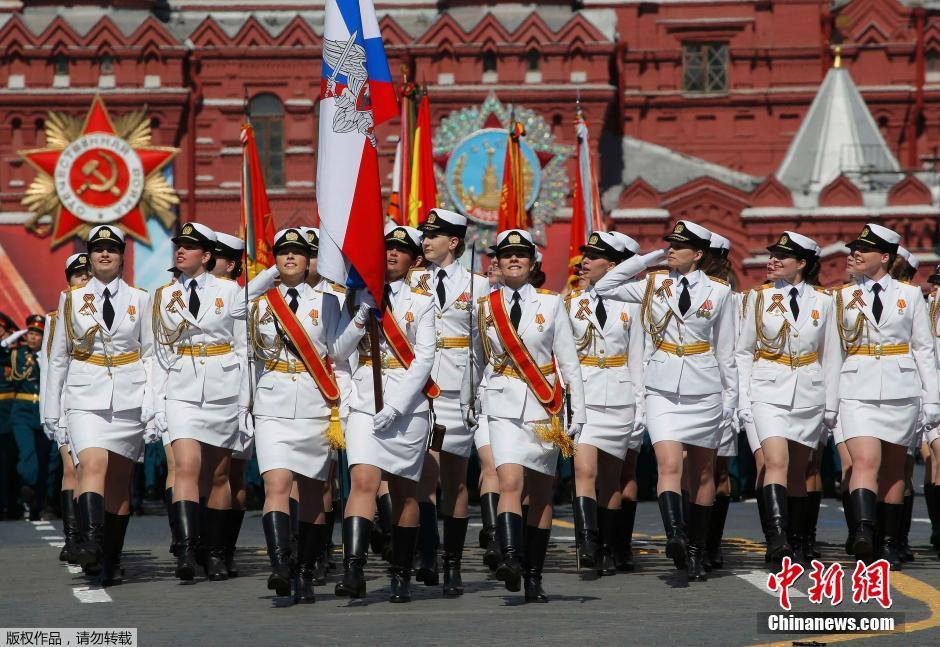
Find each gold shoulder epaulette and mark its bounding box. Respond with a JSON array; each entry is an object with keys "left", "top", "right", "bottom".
[
  {"left": 898, "top": 279, "right": 912, "bottom": 285},
  {"left": 536, "top": 288, "right": 557, "bottom": 295},
  {"left": 68, "top": 285, "right": 83, "bottom": 292},
  {"left": 216, "top": 277, "right": 233, "bottom": 283},
  {"left": 813, "top": 286, "right": 830, "bottom": 294},
  {"left": 837, "top": 282, "right": 855, "bottom": 290},
  {"left": 477, "top": 295, "right": 490, "bottom": 304},
  {"left": 708, "top": 275, "right": 730, "bottom": 286},
  {"left": 48, "top": 310, "right": 58, "bottom": 318},
  {"left": 130, "top": 285, "right": 148, "bottom": 292},
  {"left": 411, "top": 287, "right": 431, "bottom": 296},
  {"left": 649, "top": 269, "right": 668, "bottom": 276},
  {"left": 330, "top": 282, "right": 347, "bottom": 293},
  {"left": 566, "top": 289, "right": 583, "bottom": 300}
]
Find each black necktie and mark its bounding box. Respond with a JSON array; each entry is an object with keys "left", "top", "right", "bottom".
[
  {"left": 436, "top": 269, "right": 447, "bottom": 308},
  {"left": 188, "top": 279, "right": 200, "bottom": 318},
  {"left": 383, "top": 284, "right": 393, "bottom": 313},
  {"left": 872, "top": 283, "right": 883, "bottom": 323},
  {"left": 510, "top": 291, "right": 522, "bottom": 330},
  {"left": 678, "top": 277, "right": 691, "bottom": 315},
  {"left": 102, "top": 287, "right": 115, "bottom": 329},
  {"left": 286, "top": 287, "right": 299, "bottom": 314},
  {"left": 596, "top": 295, "right": 607, "bottom": 328},
  {"left": 789, "top": 287, "right": 800, "bottom": 321}
]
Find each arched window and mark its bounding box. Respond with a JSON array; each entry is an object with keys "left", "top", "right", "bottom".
[
  {"left": 250, "top": 94, "right": 285, "bottom": 188},
  {"left": 526, "top": 49, "right": 540, "bottom": 72},
  {"left": 482, "top": 51, "right": 498, "bottom": 83},
  {"left": 54, "top": 54, "right": 68, "bottom": 76},
  {"left": 101, "top": 54, "right": 114, "bottom": 75}
]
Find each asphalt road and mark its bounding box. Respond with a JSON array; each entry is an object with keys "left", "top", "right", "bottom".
[{"left": 1, "top": 491, "right": 938, "bottom": 647}]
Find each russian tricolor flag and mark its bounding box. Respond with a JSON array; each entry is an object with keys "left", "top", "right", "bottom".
[{"left": 317, "top": 0, "right": 397, "bottom": 305}]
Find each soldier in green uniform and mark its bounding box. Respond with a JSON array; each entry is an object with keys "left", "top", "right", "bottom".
[
  {"left": 10, "top": 315, "right": 50, "bottom": 520},
  {"left": 0, "top": 312, "right": 19, "bottom": 519}
]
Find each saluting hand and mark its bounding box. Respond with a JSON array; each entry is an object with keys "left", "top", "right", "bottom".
[{"left": 373, "top": 404, "right": 400, "bottom": 431}]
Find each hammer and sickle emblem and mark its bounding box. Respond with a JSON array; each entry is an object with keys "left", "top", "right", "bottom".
[{"left": 76, "top": 152, "right": 121, "bottom": 197}]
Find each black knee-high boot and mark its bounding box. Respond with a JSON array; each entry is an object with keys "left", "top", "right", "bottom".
[
  {"left": 310, "top": 522, "right": 330, "bottom": 586},
  {"left": 99, "top": 512, "right": 129, "bottom": 587},
  {"left": 224, "top": 508, "right": 245, "bottom": 577},
  {"left": 319, "top": 506, "right": 337, "bottom": 575},
  {"left": 295, "top": 521, "right": 324, "bottom": 604},
  {"left": 842, "top": 489, "right": 856, "bottom": 555},
  {"left": 262, "top": 511, "right": 292, "bottom": 596},
  {"left": 442, "top": 516, "right": 469, "bottom": 597},
  {"left": 196, "top": 497, "right": 207, "bottom": 569},
  {"left": 75, "top": 492, "right": 105, "bottom": 572},
  {"left": 479, "top": 493, "right": 501, "bottom": 569},
  {"left": 415, "top": 501, "right": 439, "bottom": 585},
  {"left": 756, "top": 491, "right": 771, "bottom": 551},
  {"left": 658, "top": 491, "right": 687, "bottom": 569},
  {"left": 389, "top": 524, "right": 419, "bottom": 603},
  {"left": 880, "top": 503, "right": 904, "bottom": 570},
  {"left": 762, "top": 485, "right": 791, "bottom": 565},
  {"left": 335, "top": 516, "right": 370, "bottom": 598},
  {"left": 687, "top": 504, "right": 711, "bottom": 582},
  {"left": 787, "top": 497, "right": 807, "bottom": 565},
  {"left": 173, "top": 500, "right": 200, "bottom": 581},
  {"left": 573, "top": 496, "right": 599, "bottom": 568},
  {"left": 616, "top": 500, "right": 637, "bottom": 571},
  {"left": 850, "top": 488, "right": 877, "bottom": 560},
  {"left": 596, "top": 508, "right": 617, "bottom": 576},
  {"left": 523, "top": 527, "right": 551, "bottom": 603},
  {"left": 288, "top": 497, "right": 299, "bottom": 568},
  {"left": 203, "top": 508, "right": 229, "bottom": 581},
  {"left": 164, "top": 488, "right": 178, "bottom": 557},
  {"left": 925, "top": 483, "right": 939, "bottom": 549},
  {"left": 804, "top": 491, "right": 822, "bottom": 559},
  {"left": 706, "top": 494, "right": 730, "bottom": 570},
  {"left": 371, "top": 493, "right": 392, "bottom": 560},
  {"left": 899, "top": 493, "right": 914, "bottom": 563},
  {"left": 495, "top": 512, "right": 524, "bottom": 592},
  {"left": 59, "top": 490, "right": 77, "bottom": 563}
]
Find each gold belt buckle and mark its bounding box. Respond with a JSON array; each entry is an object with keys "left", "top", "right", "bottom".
[
  {"left": 104, "top": 355, "right": 114, "bottom": 368},
  {"left": 675, "top": 345, "right": 685, "bottom": 357},
  {"left": 381, "top": 355, "right": 390, "bottom": 370},
  {"left": 874, "top": 344, "right": 882, "bottom": 359},
  {"left": 196, "top": 343, "right": 207, "bottom": 357},
  {"left": 436, "top": 338, "right": 444, "bottom": 350},
  {"left": 288, "top": 360, "right": 297, "bottom": 374},
  {"left": 597, "top": 356, "right": 606, "bottom": 368},
  {"left": 790, "top": 356, "right": 798, "bottom": 369}
]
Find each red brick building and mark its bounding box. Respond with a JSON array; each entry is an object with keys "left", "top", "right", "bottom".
[{"left": 1, "top": 0, "right": 939, "bottom": 320}]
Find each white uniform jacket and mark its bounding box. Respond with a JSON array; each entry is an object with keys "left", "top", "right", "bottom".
[
  {"left": 565, "top": 285, "right": 644, "bottom": 409},
  {"left": 327, "top": 279, "right": 436, "bottom": 417},
  {"left": 930, "top": 292, "right": 940, "bottom": 373},
  {"left": 595, "top": 259, "right": 738, "bottom": 407},
  {"left": 409, "top": 263, "right": 490, "bottom": 392},
  {"left": 249, "top": 283, "right": 334, "bottom": 419},
  {"left": 466, "top": 284, "right": 587, "bottom": 425},
  {"left": 736, "top": 281, "right": 840, "bottom": 412},
  {"left": 151, "top": 272, "right": 247, "bottom": 410},
  {"left": 43, "top": 277, "right": 154, "bottom": 419},
  {"left": 832, "top": 275, "right": 939, "bottom": 403}
]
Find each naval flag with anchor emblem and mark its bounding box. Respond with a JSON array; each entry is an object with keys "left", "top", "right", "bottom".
[{"left": 317, "top": 0, "right": 398, "bottom": 306}]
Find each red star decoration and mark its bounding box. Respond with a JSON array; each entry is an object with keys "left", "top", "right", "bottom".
[{"left": 20, "top": 96, "right": 178, "bottom": 246}]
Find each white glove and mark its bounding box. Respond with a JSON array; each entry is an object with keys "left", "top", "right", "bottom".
[
  {"left": 42, "top": 419, "right": 57, "bottom": 441},
  {"left": 722, "top": 405, "right": 735, "bottom": 423},
  {"left": 144, "top": 426, "right": 161, "bottom": 444},
  {"left": 54, "top": 426, "right": 68, "bottom": 446},
  {"left": 354, "top": 303, "right": 372, "bottom": 326},
  {"left": 737, "top": 408, "right": 754, "bottom": 425},
  {"left": 633, "top": 411, "right": 647, "bottom": 436},
  {"left": 0, "top": 329, "right": 27, "bottom": 348},
  {"left": 823, "top": 409, "right": 838, "bottom": 429},
  {"left": 358, "top": 290, "right": 378, "bottom": 310},
  {"left": 641, "top": 249, "right": 667, "bottom": 268},
  {"left": 567, "top": 422, "right": 583, "bottom": 440},
  {"left": 154, "top": 412, "right": 168, "bottom": 434},
  {"left": 140, "top": 407, "right": 155, "bottom": 425},
  {"left": 924, "top": 403, "right": 940, "bottom": 429},
  {"left": 238, "top": 406, "right": 254, "bottom": 437},
  {"left": 373, "top": 404, "right": 400, "bottom": 431},
  {"left": 462, "top": 402, "right": 479, "bottom": 431}
]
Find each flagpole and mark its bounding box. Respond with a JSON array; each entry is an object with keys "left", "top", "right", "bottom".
[{"left": 241, "top": 87, "right": 256, "bottom": 436}]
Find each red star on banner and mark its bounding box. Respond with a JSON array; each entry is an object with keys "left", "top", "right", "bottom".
[{"left": 20, "top": 96, "right": 178, "bottom": 246}]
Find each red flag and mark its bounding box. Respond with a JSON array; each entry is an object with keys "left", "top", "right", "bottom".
[
  {"left": 241, "top": 123, "right": 275, "bottom": 280},
  {"left": 568, "top": 151, "right": 587, "bottom": 289},
  {"left": 407, "top": 94, "right": 437, "bottom": 227},
  {"left": 497, "top": 120, "right": 529, "bottom": 231}
]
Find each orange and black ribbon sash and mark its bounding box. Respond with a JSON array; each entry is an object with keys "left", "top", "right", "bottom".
[
  {"left": 488, "top": 291, "right": 563, "bottom": 416},
  {"left": 381, "top": 306, "right": 441, "bottom": 399},
  {"left": 265, "top": 288, "right": 340, "bottom": 405}
]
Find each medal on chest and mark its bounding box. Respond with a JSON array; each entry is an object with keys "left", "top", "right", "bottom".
[
  {"left": 309, "top": 309, "right": 319, "bottom": 326},
  {"left": 214, "top": 297, "right": 224, "bottom": 315},
  {"left": 897, "top": 299, "right": 906, "bottom": 315},
  {"left": 846, "top": 290, "right": 865, "bottom": 310},
  {"left": 404, "top": 311, "right": 414, "bottom": 330},
  {"left": 127, "top": 305, "right": 136, "bottom": 322},
  {"left": 766, "top": 293, "right": 786, "bottom": 316},
  {"left": 167, "top": 290, "right": 185, "bottom": 313},
  {"left": 811, "top": 309, "right": 820, "bottom": 327},
  {"left": 696, "top": 299, "right": 713, "bottom": 319},
  {"left": 79, "top": 294, "right": 97, "bottom": 316},
  {"left": 621, "top": 311, "right": 629, "bottom": 328},
  {"left": 456, "top": 292, "right": 472, "bottom": 311},
  {"left": 656, "top": 279, "right": 673, "bottom": 301},
  {"left": 535, "top": 313, "right": 545, "bottom": 332},
  {"left": 575, "top": 299, "right": 592, "bottom": 320}
]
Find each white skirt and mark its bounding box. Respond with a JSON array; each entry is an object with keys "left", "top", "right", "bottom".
[
  {"left": 839, "top": 398, "right": 919, "bottom": 447},
  {"left": 435, "top": 392, "right": 473, "bottom": 458},
  {"left": 167, "top": 396, "right": 239, "bottom": 450},
  {"left": 255, "top": 416, "right": 332, "bottom": 481},
  {"left": 474, "top": 415, "right": 491, "bottom": 450},
  {"left": 717, "top": 417, "right": 738, "bottom": 457},
  {"left": 926, "top": 425, "right": 940, "bottom": 445},
  {"left": 646, "top": 388, "right": 723, "bottom": 449},
  {"left": 489, "top": 417, "right": 559, "bottom": 477},
  {"left": 578, "top": 404, "right": 635, "bottom": 461},
  {"left": 67, "top": 408, "right": 144, "bottom": 462},
  {"left": 232, "top": 435, "right": 253, "bottom": 462},
  {"left": 346, "top": 410, "right": 428, "bottom": 481},
  {"left": 754, "top": 402, "right": 825, "bottom": 449}
]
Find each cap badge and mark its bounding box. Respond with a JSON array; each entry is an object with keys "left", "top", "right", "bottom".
[
  {"left": 286, "top": 231, "right": 299, "bottom": 241},
  {"left": 182, "top": 225, "right": 193, "bottom": 236},
  {"left": 589, "top": 233, "right": 599, "bottom": 245},
  {"left": 674, "top": 223, "right": 685, "bottom": 234},
  {"left": 306, "top": 232, "right": 315, "bottom": 243},
  {"left": 428, "top": 213, "right": 437, "bottom": 223},
  {"left": 861, "top": 226, "right": 870, "bottom": 238},
  {"left": 393, "top": 228, "right": 406, "bottom": 240},
  {"left": 99, "top": 228, "right": 111, "bottom": 238},
  {"left": 779, "top": 234, "right": 789, "bottom": 245},
  {"left": 508, "top": 233, "right": 521, "bottom": 244},
  {"left": 78, "top": 255, "right": 87, "bottom": 264}
]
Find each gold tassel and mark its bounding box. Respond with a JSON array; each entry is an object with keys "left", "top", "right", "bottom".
[
  {"left": 324, "top": 405, "right": 345, "bottom": 450},
  {"left": 533, "top": 415, "right": 576, "bottom": 458}
]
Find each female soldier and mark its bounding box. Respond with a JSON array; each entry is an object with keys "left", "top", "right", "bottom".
[
  {"left": 151, "top": 222, "right": 248, "bottom": 582},
  {"left": 43, "top": 226, "right": 155, "bottom": 585},
  {"left": 326, "top": 224, "right": 436, "bottom": 602},
  {"left": 249, "top": 228, "right": 335, "bottom": 603},
  {"left": 568, "top": 231, "right": 644, "bottom": 575},
  {"left": 463, "top": 229, "right": 586, "bottom": 601},
  {"left": 831, "top": 254, "right": 858, "bottom": 554},
  {"left": 835, "top": 224, "right": 940, "bottom": 569},
  {"left": 39, "top": 253, "right": 91, "bottom": 563},
  {"left": 736, "top": 232, "right": 838, "bottom": 566},
  {"left": 595, "top": 220, "right": 738, "bottom": 582},
  {"left": 926, "top": 265, "right": 940, "bottom": 556}
]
